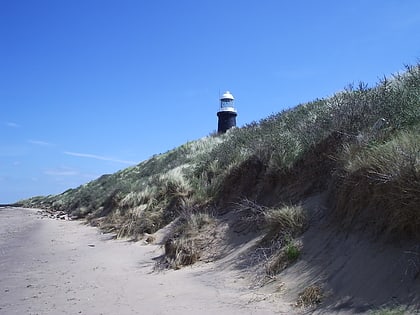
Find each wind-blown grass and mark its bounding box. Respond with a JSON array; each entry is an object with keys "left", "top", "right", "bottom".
[{"left": 331, "top": 128, "right": 420, "bottom": 238}]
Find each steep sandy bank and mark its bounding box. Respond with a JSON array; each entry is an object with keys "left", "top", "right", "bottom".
[
  {"left": 258, "top": 195, "right": 420, "bottom": 314},
  {"left": 151, "top": 194, "right": 420, "bottom": 314}
]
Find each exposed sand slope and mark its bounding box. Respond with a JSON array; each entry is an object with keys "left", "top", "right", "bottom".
[
  {"left": 0, "top": 207, "right": 290, "bottom": 315},
  {"left": 268, "top": 195, "right": 420, "bottom": 314},
  {"left": 157, "top": 194, "right": 419, "bottom": 314}
]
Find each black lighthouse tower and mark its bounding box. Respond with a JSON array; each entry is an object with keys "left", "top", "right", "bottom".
[{"left": 217, "top": 91, "right": 237, "bottom": 133}]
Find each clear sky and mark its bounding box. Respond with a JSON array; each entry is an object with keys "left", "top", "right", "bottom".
[{"left": 1, "top": 0, "right": 419, "bottom": 203}]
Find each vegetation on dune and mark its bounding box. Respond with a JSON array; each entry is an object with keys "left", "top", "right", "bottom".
[
  {"left": 23, "top": 136, "right": 223, "bottom": 237},
  {"left": 231, "top": 199, "right": 307, "bottom": 278},
  {"left": 332, "top": 127, "right": 420, "bottom": 238},
  {"left": 21, "top": 63, "right": 420, "bottom": 270},
  {"left": 296, "top": 284, "right": 324, "bottom": 308},
  {"left": 162, "top": 210, "right": 216, "bottom": 269}
]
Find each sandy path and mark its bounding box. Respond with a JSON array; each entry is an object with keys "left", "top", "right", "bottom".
[{"left": 0, "top": 208, "right": 286, "bottom": 315}]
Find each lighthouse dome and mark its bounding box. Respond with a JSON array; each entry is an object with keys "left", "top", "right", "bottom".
[{"left": 220, "top": 91, "right": 234, "bottom": 101}]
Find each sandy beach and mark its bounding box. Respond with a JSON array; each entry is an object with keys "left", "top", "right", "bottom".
[{"left": 0, "top": 207, "right": 287, "bottom": 315}]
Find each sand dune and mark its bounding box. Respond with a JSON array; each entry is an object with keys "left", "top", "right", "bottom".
[{"left": 1, "top": 206, "right": 419, "bottom": 315}]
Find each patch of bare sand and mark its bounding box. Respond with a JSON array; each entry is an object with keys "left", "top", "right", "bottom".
[{"left": 0, "top": 207, "right": 290, "bottom": 315}]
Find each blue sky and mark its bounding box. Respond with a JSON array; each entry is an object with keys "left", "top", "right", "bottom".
[{"left": 1, "top": 1, "right": 419, "bottom": 203}]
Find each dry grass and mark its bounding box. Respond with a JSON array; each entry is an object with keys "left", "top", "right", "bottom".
[
  {"left": 233, "top": 198, "right": 268, "bottom": 230},
  {"left": 263, "top": 204, "right": 307, "bottom": 238},
  {"left": 117, "top": 210, "right": 160, "bottom": 239},
  {"left": 164, "top": 238, "right": 201, "bottom": 269},
  {"left": 296, "top": 284, "right": 323, "bottom": 308},
  {"left": 331, "top": 129, "right": 420, "bottom": 238},
  {"left": 162, "top": 211, "right": 216, "bottom": 269},
  {"left": 236, "top": 202, "right": 307, "bottom": 280}
]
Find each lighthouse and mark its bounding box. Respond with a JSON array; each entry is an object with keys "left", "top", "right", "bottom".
[{"left": 217, "top": 91, "right": 237, "bottom": 133}]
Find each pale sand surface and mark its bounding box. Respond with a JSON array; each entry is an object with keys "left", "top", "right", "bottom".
[{"left": 0, "top": 207, "right": 288, "bottom": 315}]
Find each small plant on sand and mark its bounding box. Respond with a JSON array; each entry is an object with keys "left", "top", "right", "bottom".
[
  {"left": 240, "top": 202, "right": 306, "bottom": 278},
  {"left": 296, "top": 284, "right": 323, "bottom": 308},
  {"left": 284, "top": 240, "right": 300, "bottom": 261},
  {"left": 265, "top": 238, "right": 302, "bottom": 276}
]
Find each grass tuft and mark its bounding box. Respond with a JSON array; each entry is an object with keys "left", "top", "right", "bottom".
[
  {"left": 237, "top": 202, "right": 307, "bottom": 277},
  {"left": 296, "top": 285, "right": 323, "bottom": 308},
  {"left": 164, "top": 238, "right": 200, "bottom": 269},
  {"left": 263, "top": 204, "right": 307, "bottom": 238}
]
